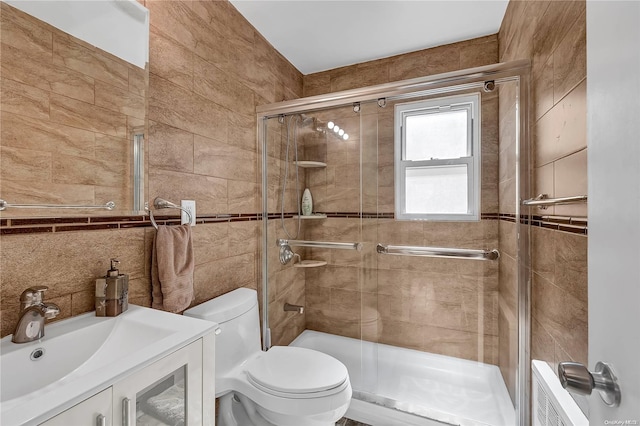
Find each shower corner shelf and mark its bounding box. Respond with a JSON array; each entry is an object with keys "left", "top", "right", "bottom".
[
  {"left": 294, "top": 161, "right": 327, "bottom": 168},
  {"left": 293, "top": 214, "right": 327, "bottom": 220},
  {"left": 294, "top": 260, "right": 328, "bottom": 268}
]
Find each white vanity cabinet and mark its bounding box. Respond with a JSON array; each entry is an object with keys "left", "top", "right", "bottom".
[
  {"left": 113, "top": 337, "right": 213, "bottom": 426},
  {"left": 38, "top": 334, "right": 215, "bottom": 426},
  {"left": 40, "top": 388, "right": 113, "bottom": 426}
]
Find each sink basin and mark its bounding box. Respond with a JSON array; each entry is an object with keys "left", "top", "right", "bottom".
[{"left": 0, "top": 305, "right": 217, "bottom": 425}]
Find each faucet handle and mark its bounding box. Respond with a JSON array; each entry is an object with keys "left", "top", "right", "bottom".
[{"left": 20, "top": 286, "right": 49, "bottom": 307}]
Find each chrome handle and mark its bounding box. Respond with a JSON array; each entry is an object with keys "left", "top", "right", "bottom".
[
  {"left": 558, "top": 361, "right": 621, "bottom": 407},
  {"left": 19, "top": 286, "right": 48, "bottom": 309},
  {"left": 96, "top": 414, "right": 106, "bottom": 426},
  {"left": 284, "top": 303, "right": 304, "bottom": 314},
  {"left": 122, "top": 398, "right": 131, "bottom": 426}
]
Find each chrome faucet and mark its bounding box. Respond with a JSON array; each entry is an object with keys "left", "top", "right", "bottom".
[{"left": 12, "top": 286, "right": 60, "bottom": 343}]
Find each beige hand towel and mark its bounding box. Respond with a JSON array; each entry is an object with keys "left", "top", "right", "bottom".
[{"left": 151, "top": 224, "right": 195, "bottom": 313}]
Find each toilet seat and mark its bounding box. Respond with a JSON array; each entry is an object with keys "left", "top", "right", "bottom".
[{"left": 245, "top": 346, "right": 349, "bottom": 399}]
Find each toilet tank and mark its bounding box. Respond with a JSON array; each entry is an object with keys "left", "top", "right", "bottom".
[{"left": 184, "top": 288, "right": 261, "bottom": 378}]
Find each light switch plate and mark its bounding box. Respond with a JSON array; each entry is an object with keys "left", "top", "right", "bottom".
[{"left": 181, "top": 200, "right": 196, "bottom": 226}]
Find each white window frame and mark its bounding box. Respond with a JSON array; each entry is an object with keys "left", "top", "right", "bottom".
[{"left": 394, "top": 93, "right": 481, "bottom": 221}]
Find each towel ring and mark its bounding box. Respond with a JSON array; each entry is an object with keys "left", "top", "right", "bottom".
[{"left": 147, "top": 197, "right": 193, "bottom": 230}]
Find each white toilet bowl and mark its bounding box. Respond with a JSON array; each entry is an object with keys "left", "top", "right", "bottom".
[{"left": 184, "top": 288, "right": 352, "bottom": 426}]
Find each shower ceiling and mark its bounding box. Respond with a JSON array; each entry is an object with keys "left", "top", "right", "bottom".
[{"left": 229, "top": 0, "right": 509, "bottom": 74}]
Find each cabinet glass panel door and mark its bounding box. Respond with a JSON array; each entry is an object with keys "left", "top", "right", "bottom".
[
  {"left": 112, "top": 340, "right": 203, "bottom": 426},
  {"left": 135, "top": 366, "right": 186, "bottom": 425}
]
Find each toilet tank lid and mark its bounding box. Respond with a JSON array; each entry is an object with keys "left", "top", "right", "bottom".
[{"left": 184, "top": 288, "right": 257, "bottom": 324}]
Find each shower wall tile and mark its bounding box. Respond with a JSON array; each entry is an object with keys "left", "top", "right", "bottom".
[
  {"left": 302, "top": 217, "right": 500, "bottom": 364},
  {"left": 303, "top": 34, "right": 497, "bottom": 96},
  {"left": 460, "top": 36, "right": 499, "bottom": 69},
  {"left": 552, "top": 11, "right": 586, "bottom": 102},
  {"left": 499, "top": 0, "right": 588, "bottom": 383},
  {"left": 554, "top": 148, "right": 588, "bottom": 217},
  {"left": 534, "top": 80, "right": 587, "bottom": 167}
]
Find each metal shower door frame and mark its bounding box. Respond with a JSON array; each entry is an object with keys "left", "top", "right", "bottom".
[{"left": 256, "top": 59, "right": 532, "bottom": 426}]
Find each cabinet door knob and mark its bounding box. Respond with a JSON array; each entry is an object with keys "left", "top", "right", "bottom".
[
  {"left": 96, "top": 414, "right": 106, "bottom": 426},
  {"left": 558, "top": 361, "right": 621, "bottom": 406},
  {"left": 122, "top": 398, "right": 131, "bottom": 426}
]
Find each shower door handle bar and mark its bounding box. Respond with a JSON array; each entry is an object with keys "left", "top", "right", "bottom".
[
  {"left": 522, "top": 194, "right": 587, "bottom": 208},
  {"left": 376, "top": 244, "right": 499, "bottom": 261},
  {"left": 277, "top": 238, "right": 362, "bottom": 251}
]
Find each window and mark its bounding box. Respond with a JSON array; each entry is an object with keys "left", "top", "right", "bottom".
[{"left": 394, "top": 93, "right": 480, "bottom": 220}]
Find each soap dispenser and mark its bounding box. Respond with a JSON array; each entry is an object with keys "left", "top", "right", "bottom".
[{"left": 95, "top": 258, "right": 129, "bottom": 317}]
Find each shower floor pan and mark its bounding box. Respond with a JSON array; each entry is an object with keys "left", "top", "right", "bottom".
[{"left": 290, "top": 330, "right": 514, "bottom": 426}]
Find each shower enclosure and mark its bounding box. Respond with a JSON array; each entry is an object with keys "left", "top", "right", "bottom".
[{"left": 257, "top": 61, "right": 531, "bottom": 426}]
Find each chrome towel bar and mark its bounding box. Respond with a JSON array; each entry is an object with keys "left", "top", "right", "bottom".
[
  {"left": 0, "top": 199, "right": 115, "bottom": 211},
  {"left": 376, "top": 244, "right": 499, "bottom": 261},
  {"left": 276, "top": 239, "right": 362, "bottom": 251},
  {"left": 522, "top": 194, "right": 587, "bottom": 209}
]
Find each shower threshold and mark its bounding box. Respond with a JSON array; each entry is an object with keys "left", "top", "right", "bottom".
[{"left": 290, "top": 330, "right": 514, "bottom": 426}]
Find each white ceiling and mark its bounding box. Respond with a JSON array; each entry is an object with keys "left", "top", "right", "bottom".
[{"left": 229, "top": 0, "right": 509, "bottom": 75}]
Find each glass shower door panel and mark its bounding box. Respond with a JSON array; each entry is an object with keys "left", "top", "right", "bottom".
[{"left": 359, "top": 100, "right": 381, "bottom": 398}]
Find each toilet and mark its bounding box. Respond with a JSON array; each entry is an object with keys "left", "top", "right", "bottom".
[{"left": 184, "top": 288, "right": 352, "bottom": 426}]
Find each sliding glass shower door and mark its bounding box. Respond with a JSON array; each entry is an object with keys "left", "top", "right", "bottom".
[{"left": 259, "top": 62, "right": 530, "bottom": 426}]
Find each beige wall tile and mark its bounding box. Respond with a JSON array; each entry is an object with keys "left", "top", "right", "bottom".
[
  {"left": 149, "top": 73, "right": 228, "bottom": 142},
  {"left": 0, "top": 180, "right": 95, "bottom": 206},
  {"left": 193, "top": 56, "right": 254, "bottom": 115},
  {"left": 95, "top": 134, "right": 129, "bottom": 164},
  {"left": 193, "top": 135, "right": 256, "bottom": 181},
  {"left": 192, "top": 222, "right": 229, "bottom": 265},
  {"left": 2, "top": 45, "right": 95, "bottom": 104},
  {"left": 1, "top": 77, "right": 50, "bottom": 120},
  {"left": 128, "top": 66, "right": 147, "bottom": 97},
  {"left": 95, "top": 80, "right": 145, "bottom": 119},
  {"left": 0, "top": 229, "right": 146, "bottom": 304},
  {"left": 193, "top": 253, "right": 256, "bottom": 304},
  {"left": 535, "top": 80, "right": 586, "bottom": 166},
  {"left": 554, "top": 148, "right": 587, "bottom": 217},
  {"left": 532, "top": 226, "right": 556, "bottom": 283},
  {"left": 554, "top": 231, "right": 588, "bottom": 304},
  {"left": 149, "top": 169, "right": 227, "bottom": 214},
  {"left": 553, "top": 11, "right": 587, "bottom": 102},
  {"left": 149, "top": 25, "right": 194, "bottom": 91},
  {"left": 0, "top": 3, "right": 53, "bottom": 59},
  {"left": 1, "top": 146, "right": 51, "bottom": 182},
  {"left": 228, "top": 221, "right": 259, "bottom": 257},
  {"left": 148, "top": 121, "right": 194, "bottom": 173},
  {"left": 227, "top": 180, "right": 259, "bottom": 214},
  {"left": 53, "top": 34, "right": 128, "bottom": 89},
  {"left": 532, "top": 273, "right": 588, "bottom": 365},
  {"left": 147, "top": 0, "right": 197, "bottom": 50},
  {"left": 50, "top": 93, "right": 127, "bottom": 138},
  {"left": 330, "top": 60, "right": 390, "bottom": 92},
  {"left": 1, "top": 111, "right": 95, "bottom": 157},
  {"left": 460, "top": 39, "right": 498, "bottom": 69},
  {"left": 534, "top": 56, "right": 554, "bottom": 121}
]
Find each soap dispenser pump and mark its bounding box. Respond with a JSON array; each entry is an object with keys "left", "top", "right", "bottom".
[{"left": 95, "top": 258, "right": 129, "bottom": 317}]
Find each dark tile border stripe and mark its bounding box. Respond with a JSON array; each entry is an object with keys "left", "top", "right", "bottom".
[{"left": 0, "top": 212, "right": 587, "bottom": 235}]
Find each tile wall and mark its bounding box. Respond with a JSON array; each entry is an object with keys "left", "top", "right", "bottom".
[
  {"left": 0, "top": 0, "right": 303, "bottom": 338},
  {"left": 498, "top": 0, "right": 588, "bottom": 395},
  {"left": 0, "top": 3, "right": 145, "bottom": 214}
]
